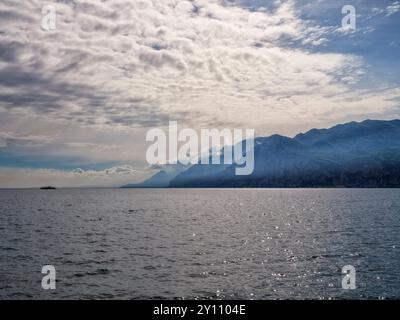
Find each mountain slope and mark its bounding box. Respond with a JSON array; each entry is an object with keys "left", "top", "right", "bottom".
[
  {"left": 169, "top": 119, "right": 400, "bottom": 188},
  {"left": 121, "top": 164, "right": 190, "bottom": 188}
]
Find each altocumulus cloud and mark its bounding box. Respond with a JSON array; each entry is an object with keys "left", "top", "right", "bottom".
[
  {"left": 0, "top": 0, "right": 399, "bottom": 187},
  {"left": 2, "top": 0, "right": 398, "bottom": 128}
]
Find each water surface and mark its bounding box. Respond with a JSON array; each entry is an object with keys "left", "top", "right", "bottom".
[{"left": 0, "top": 188, "right": 399, "bottom": 299}]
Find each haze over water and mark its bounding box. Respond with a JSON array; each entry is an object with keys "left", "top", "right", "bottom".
[{"left": 0, "top": 188, "right": 399, "bottom": 299}]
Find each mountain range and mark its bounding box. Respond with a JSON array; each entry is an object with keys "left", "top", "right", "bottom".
[{"left": 122, "top": 119, "right": 400, "bottom": 188}]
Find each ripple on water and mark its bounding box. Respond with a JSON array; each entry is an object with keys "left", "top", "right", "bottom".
[{"left": 0, "top": 188, "right": 400, "bottom": 299}]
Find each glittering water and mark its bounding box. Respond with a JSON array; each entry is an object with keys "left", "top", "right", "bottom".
[{"left": 0, "top": 188, "right": 399, "bottom": 300}]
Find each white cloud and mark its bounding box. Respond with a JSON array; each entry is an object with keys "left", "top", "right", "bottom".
[
  {"left": 71, "top": 165, "right": 139, "bottom": 176},
  {"left": 1, "top": 0, "right": 375, "bottom": 129},
  {"left": 386, "top": 1, "right": 400, "bottom": 16},
  {"left": 370, "top": 2, "right": 400, "bottom": 17}
]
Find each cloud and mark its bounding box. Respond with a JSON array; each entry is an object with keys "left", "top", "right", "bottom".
[
  {"left": 1, "top": 0, "right": 384, "bottom": 130},
  {"left": 370, "top": 1, "right": 400, "bottom": 17},
  {"left": 0, "top": 131, "right": 56, "bottom": 149},
  {"left": 386, "top": 1, "right": 400, "bottom": 16},
  {"left": 71, "top": 165, "right": 140, "bottom": 176}
]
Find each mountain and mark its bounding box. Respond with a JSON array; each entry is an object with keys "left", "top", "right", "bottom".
[
  {"left": 121, "top": 164, "right": 190, "bottom": 188},
  {"left": 168, "top": 119, "right": 400, "bottom": 188},
  {"left": 295, "top": 119, "right": 400, "bottom": 152}
]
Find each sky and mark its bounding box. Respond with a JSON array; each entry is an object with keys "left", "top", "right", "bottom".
[{"left": 0, "top": 0, "right": 399, "bottom": 187}]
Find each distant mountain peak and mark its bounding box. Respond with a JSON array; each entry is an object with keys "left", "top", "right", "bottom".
[{"left": 123, "top": 119, "right": 400, "bottom": 188}]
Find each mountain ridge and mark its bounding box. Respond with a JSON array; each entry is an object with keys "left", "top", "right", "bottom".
[{"left": 123, "top": 119, "right": 400, "bottom": 188}]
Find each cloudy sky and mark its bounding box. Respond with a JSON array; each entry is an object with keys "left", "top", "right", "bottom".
[{"left": 0, "top": 0, "right": 399, "bottom": 187}]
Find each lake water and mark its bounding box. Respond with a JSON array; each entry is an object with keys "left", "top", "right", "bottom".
[{"left": 0, "top": 188, "right": 399, "bottom": 300}]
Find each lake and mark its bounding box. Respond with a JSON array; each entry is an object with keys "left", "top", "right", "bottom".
[{"left": 0, "top": 188, "right": 399, "bottom": 299}]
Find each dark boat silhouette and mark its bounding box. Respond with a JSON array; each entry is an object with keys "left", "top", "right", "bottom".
[{"left": 40, "top": 186, "right": 57, "bottom": 190}]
